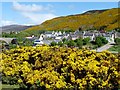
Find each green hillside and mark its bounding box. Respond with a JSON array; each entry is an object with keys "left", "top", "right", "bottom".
[{"left": 25, "top": 8, "right": 119, "bottom": 31}]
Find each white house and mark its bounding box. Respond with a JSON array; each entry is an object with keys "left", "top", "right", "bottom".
[
  {"left": 115, "top": 32, "right": 120, "bottom": 38},
  {"left": 39, "top": 34, "right": 44, "bottom": 40},
  {"left": 63, "top": 34, "right": 70, "bottom": 39},
  {"left": 63, "top": 31, "right": 66, "bottom": 35},
  {"left": 55, "top": 35, "right": 64, "bottom": 40},
  {"left": 58, "top": 31, "right": 62, "bottom": 35},
  {"left": 54, "top": 32, "right": 59, "bottom": 37},
  {"left": 83, "top": 32, "right": 95, "bottom": 41},
  {"left": 25, "top": 35, "right": 34, "bottom": 39},
  {"left": 69, "top": 34, "right": 79, "bottom": 40},
  {"left": 44, "top": 31, "right": 54, "bottom": 38},
  {"left": 102, "top": 32, "right": 115, "bottom": 43}
]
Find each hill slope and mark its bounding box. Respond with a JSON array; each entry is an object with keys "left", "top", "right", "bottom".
[
  {"left": 1, "top": 25, "right": 33, "bottom": 32},
  {"left": 26, "top": 8, "right": 119, "bottom": 31}
]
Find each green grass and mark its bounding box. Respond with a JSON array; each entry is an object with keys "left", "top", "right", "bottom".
[
  {"left": 108, "top": 45, "right": 120, "bottom": 52},
  {"left": 0, "top": 84, "right": 19, "bottom": 90}
]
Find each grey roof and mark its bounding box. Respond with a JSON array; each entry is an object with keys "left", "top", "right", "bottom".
[
  {"left": 54, "top": 39, "right": 62, "bottom": 42},
  {"left": 84, "top": 33, "right": 94, "bottom": 36},
  {"left": 42, "top": 39, "right": 61, "bottom": 45},
  {"left": 70, "top": 34, "right": 79, "bottom": 38},
  {"left": 45, "top": 31, "right": 53, "bottom": 34},
  {"left": 116, "top": 32, "right": 120, "bottom": 37},
  {"left": 74, "top": 30, "right": 83, "bottom": 35},
  {"left": 74, "top": 30, "right": 79, "bottom": 34},
  {"left": 102, "top": 33, "right": 111, "bottom": 37},
  {"left": 103, "top": 34, "right": 111, "bottom": 37}
]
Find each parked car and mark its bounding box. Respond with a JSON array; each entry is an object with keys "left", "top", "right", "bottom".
[{"left": 34, "top": 39, "right": 43, "bottom": 45}]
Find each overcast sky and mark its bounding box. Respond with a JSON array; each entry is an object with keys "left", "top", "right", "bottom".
[{"left": 1, "top": 2, "right": 118, "bottom": 26}]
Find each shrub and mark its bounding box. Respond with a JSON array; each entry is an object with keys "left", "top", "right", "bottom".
[
  {"left": 83, "top": 37, "right": 90, "bottom": 45},
  {"left": 75, "top": 38, "right": 83, "bottom": 48},
  {"left": 67, "top": 40, "right": 76, "bottom": 47},
  {"left": 114, "top": 38, "right": 120, "bottom": 45},
  {"left": 1, "top": 46, "right": 119, "bottom": 89},
  {"left": 95, "top": 36, "right": 108, "bottom": 47},
  {"left": 50, "top": 41, "right": 57, "bottom": 46},
  {"left": 58, "top": 41, "right": 63, "bottom": 47}
]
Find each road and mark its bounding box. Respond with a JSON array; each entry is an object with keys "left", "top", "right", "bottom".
[{"left": 96, "top": 43, "right": 114, "bottom": 52}]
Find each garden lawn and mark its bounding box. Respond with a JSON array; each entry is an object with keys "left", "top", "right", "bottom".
[
  {"left": 0, "top": 84, "right": 19, "bottom": 90},
  {"left": 108, "top": 45, "right": 120, "bottom": 52}
]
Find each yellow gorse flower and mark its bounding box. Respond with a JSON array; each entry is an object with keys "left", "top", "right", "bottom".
[{"left": 1, "top": 45, "right": 119, "bottom": 89}]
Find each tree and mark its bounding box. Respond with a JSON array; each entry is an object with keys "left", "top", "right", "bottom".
[
  {"left": 83, "top": 37, "right": 90, "bottom": 45},
  {"left": 101, "top": 37, "right": 108, "bottom": 44},
  {"left": 95, "top": 38, "right": 103, "bottom": 47},
  {"left": 114, "top": 38, "right": 120, "bottom": 45},
  {"left": 67, "top": 40, "right": 76, "bottom": 47},
  {"left": 99, "top": 25, "right": 107, "bottom": 30},
  {"left": 74, "top": 38, "right": 83, "bottom": 48},
  {"left": 58, "top": 41, "right": 63, "bottom": 47},
  {"left": 50, "top": 41, "right": 57, "bottom": 46},
  {"left": 62, "top": 38, "right": 67, "bottom": 43},
  {"left": 78, "top": 27, "right": 82, "bottom": 31},
  {"left": 95, "top": 36, "right": 108, "bottom": 47}
]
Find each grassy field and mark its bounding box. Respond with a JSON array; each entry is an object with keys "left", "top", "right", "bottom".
[
  {"left": 108, "top": 45, "right": 120, "bottom": 52},
  {"left": 0, "top": 84, "right": 19, "bottom": 90}
]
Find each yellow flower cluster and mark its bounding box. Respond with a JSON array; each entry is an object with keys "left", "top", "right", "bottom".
[{"left": 1, "top": 46, "right": 119, "bottom": 89}]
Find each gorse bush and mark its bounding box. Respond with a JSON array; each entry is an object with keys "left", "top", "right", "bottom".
[
  {"left": 25, "top": 8, "right": 119, "bottom": 31},
  {"left": 1, "top": 46, "right": 119, "bottom": 89}
]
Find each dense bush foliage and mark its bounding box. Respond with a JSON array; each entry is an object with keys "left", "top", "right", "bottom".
[
  {"left": 1, "top": 46, "right": 119, "bottom": 89},
  {"left": 83, "top": 37, "right": 90, "bottom": 45},
  {"left": 95, "top": 36, "right": 108, "bottom": 47},
  {"left": 50, "top": 41, "right": 57, "bottom": 46},
  {"left": 114, "top": 38, "right": 120, "bottom": 45},
  {"left": 51, "top": 38, "right": 88, "bottom": 48}
]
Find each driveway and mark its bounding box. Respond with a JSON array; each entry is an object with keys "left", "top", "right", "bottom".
[{"left": 96, "top": 43, "right": 114, "bottom": 52}]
